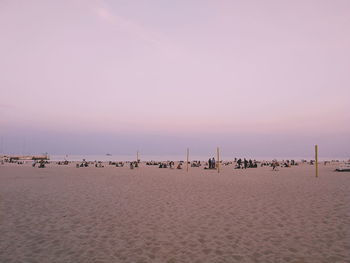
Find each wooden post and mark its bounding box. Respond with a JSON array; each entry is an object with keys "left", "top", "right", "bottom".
[
  {"left": 315, "top": 145, "right": 318, "bottom": 178},
  {"left": 217, "top": 147, "right": 220, "bottom": 173},
  {"left": 186, "top": 148, "right": 189, "bottom": 172}
]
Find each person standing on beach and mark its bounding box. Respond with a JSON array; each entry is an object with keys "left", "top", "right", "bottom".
[
  {"left": 212, "top": 157, "right": 216, "bottom": 169},
  {"left": 272, "top": 161, "right": 278, "bottom": 171},
  {"left": 244, "top": 158, "right": 248, "bottom": 169},
  {"left": 237, "top": 158, "right": 242, "bottom": 168},
  {"left": 208, "top": 158, "right": 212, "bottom": 169}
]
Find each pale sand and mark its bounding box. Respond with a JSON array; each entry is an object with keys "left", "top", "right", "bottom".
[{"left": 0, "top": 162, "right": 349, "bottom": 263}]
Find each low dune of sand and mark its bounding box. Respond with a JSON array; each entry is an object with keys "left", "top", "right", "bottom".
[{"left": 0, "top": 162, "right": 349, "bottom": 263}]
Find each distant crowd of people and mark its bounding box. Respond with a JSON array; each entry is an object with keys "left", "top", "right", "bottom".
[
  {"left": 30, "top": 158, "right": 303, "bottom": 171},
  {"left": 0, "top": 155, "right": 321, "bottom": 173},
  {"left": 234, "top": 158, "right": 257, "bottom": 169}
]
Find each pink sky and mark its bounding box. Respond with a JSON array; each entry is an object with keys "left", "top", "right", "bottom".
[{"left": 0, "top": 0, "right": 349, "bottom": 156}]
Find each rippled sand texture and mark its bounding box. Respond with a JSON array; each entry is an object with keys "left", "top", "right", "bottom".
[{"left": 0, "top": 163, "right": 349, "bottom": 263}]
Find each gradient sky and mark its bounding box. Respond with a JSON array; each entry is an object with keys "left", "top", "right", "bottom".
[{"left": 0, "top": 0, "right": 349, "bottom": 157}]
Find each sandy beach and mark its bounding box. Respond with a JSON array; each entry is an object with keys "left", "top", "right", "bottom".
[{"left": 0, "top": 162, "right": 349, "bottom": 263}]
